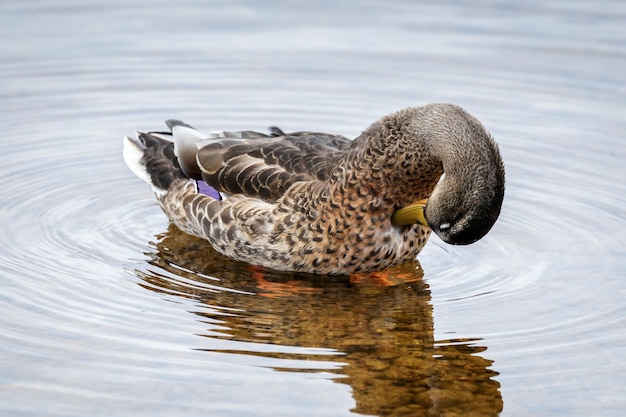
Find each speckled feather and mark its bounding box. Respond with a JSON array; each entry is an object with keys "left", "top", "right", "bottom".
[{"left": 124, "top": 104, "right": 504, "bottom": 274}]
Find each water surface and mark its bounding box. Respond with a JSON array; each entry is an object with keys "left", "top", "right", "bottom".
[{"left": 1, "top": 1, "right": 626, "bottom": 416}]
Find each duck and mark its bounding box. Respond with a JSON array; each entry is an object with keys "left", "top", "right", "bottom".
[{"left": 123, "top": 103, "right": 505, "bottom": 275}]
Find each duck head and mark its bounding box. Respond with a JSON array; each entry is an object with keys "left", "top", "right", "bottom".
[{"left": 390, "top": 104, "right": 505, "bottom": 245}]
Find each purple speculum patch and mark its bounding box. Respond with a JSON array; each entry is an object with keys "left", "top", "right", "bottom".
[{"left": 197, "top": 180, "right": 222, "bottom": 200}]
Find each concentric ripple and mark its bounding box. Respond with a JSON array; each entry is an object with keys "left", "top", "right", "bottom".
[{"left": 2, "top": 1, "right": 626, "bottom": 417}]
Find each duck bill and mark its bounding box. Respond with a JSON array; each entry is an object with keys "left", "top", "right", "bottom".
[{"left": 391, "top": 199, "right": 429, "bottom": 227}]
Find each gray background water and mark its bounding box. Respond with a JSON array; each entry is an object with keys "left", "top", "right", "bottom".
[{"left": 1, "top": 1, "right": 626, "bottom": 416}]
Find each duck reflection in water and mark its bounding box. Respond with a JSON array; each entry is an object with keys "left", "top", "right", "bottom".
[{"left": 135, "top": 225, "right": 503, "bottom": 416}]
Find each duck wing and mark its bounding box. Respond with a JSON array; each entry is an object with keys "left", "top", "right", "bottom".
[{"left": 168, "top": 120, "right": 352, "bottom": 202}]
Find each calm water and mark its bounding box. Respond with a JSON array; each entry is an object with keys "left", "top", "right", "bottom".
[{"left": 2, "top": 1, "right": 626, "bottom": 416}]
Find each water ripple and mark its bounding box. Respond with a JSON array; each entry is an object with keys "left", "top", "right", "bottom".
[{"left": 2, "top": 1, "right": 626, "bottom": 416}]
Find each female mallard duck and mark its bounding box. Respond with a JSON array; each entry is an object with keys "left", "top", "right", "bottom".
[{"left": 123, "top": 103, "right": 505, "bottom": 275}]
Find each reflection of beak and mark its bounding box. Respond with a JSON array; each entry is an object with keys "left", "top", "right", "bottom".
[{"left": 391, "top": 199, "right": 429, "bottom": 227}]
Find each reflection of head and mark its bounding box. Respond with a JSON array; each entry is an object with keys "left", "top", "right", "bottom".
[{"left": 136, "top": 225, "right": 502, "bottom": 416}]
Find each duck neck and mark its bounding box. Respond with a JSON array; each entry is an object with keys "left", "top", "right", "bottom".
[{"left": 345, "top": 109, "right": 445, "bottom": 208}]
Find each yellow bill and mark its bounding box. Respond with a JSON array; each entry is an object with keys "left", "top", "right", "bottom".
[{"left": 391, "top": 199, "right": 429, "bottom": 227}]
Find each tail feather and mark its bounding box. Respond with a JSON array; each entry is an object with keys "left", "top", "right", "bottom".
[
  {"left": 124, "top": 127, "right": 227, "bottom": 243},
  {"left": 123, "top": 134, "right": 152, "bottom": 186},
  {"left": 122, "top": 131, "right": 187, "bottom": 196}
]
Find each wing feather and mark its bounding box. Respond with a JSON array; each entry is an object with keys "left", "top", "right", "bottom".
[{"left": 197, "top": 131, "right": 352, "bottom": 202}]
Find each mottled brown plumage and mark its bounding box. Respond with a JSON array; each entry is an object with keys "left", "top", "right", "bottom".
[{"left": 123, "top": 103, "right": 505, "bottom": 274}]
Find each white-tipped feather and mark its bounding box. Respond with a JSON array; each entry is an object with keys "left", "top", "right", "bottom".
[
  {"left": 170, "top": 125, "right": 209, "bottom": 155},
  {"left": 123, "top": 135, "right": 168, "bottom": 197},
  {"left": 123, "top": 136, "right": 151, "bottom": 184},
  {"left": 169, "top": 125, "right": 254, "bottom": 177},
  {"left": 170, "top": 125, "right": 209, "bottom": 177}
]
